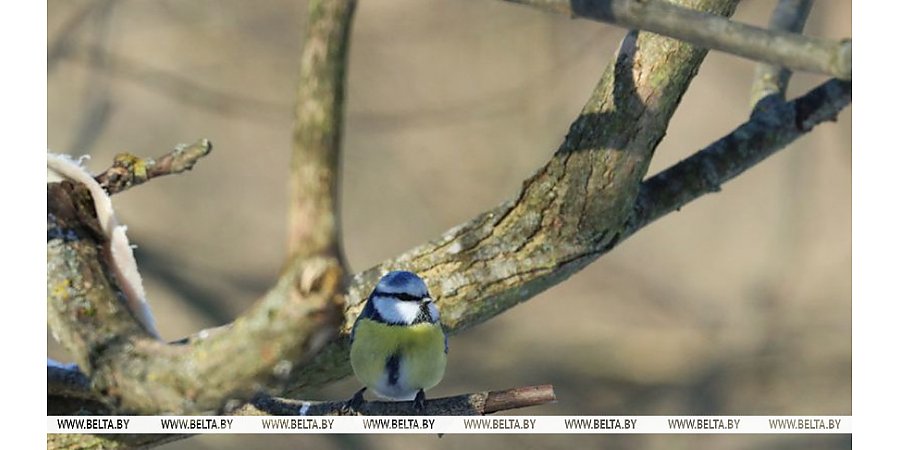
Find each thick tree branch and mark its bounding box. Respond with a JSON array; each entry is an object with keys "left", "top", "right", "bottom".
[
  {"left": 750, "top": 0, "right": 814, "bottom": 107},
  {"left": 47, "top": 201, "right": 346, "bottom": 413},
  {"left": 93, "top": 139, "right": 212, "bottom": 195},
  {"left": 504, "top": 0, "right": 851, "bottom": 80},
  {"left": 288, "top": 0, "right": 356, "bottom": 260}
]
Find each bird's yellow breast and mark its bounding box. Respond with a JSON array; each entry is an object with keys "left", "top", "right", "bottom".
[{"left": 350, "top": 319, "right": 447, "bottom": 399}]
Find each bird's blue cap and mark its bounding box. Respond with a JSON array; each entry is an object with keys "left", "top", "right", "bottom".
[{"left": 374, "top": 271, "right": 429, "bottom": 298}]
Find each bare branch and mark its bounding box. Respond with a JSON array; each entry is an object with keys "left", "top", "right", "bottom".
[
  {"left": 244, "top": 384, "right": 556, "bottom": 416},
  {"left": 504, "top": 0, "right": 851, "bottom": 80},
  {"left": 750, "top": 0, "right": 814, "bottom": 107},
  {"left": 94, "top": 139, "right": 213, "bottom": 195},
  {"left": 288, "top": 0, "right": 357, "bottom": 260},
  {"left": 631, "top": 78, "right": 851, "bottom": 232}
]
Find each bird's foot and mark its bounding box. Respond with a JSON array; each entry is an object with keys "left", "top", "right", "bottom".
[
  {"left": 413, "top": 389, "right": 426, "bottom": 414},
  {"left": 344, "top": 387, "right": 367, "bottom": 414}
]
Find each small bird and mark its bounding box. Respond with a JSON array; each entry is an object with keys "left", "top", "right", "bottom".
[{"left": 349, "top": 270, "right": 447, "bottom": 411}]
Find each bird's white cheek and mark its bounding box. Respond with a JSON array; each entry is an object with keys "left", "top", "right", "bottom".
[{"left": 373, "top": 297, "right": 421, "bottom": 324}]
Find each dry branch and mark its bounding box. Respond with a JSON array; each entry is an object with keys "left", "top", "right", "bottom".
[
  {"left": 245, "top": 384, "right": 556, "bottom": 416},
  {"left": 94, "top": 139, "right": 212, "bottom": 195},
  {"left": 632, "top": 78, "right": 851, "bottom": 232},
  {"left": 749, "top": 0, "right": 814, "bottom": 107},
  {"left": 504, "top": 0, "right": 851, "bottom": 80}
]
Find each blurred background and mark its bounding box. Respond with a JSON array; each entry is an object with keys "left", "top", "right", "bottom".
[{"left": 48, "top": 0, "right": 851, "bottom": 449}]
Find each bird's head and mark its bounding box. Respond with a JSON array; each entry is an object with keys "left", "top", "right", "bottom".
[{"left": 370, "top": 271, "right": 439, "bottom": 325}]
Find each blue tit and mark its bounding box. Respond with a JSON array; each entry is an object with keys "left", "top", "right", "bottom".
[{"left": 349, "top": 270, "right": 447, "bottom": 410}]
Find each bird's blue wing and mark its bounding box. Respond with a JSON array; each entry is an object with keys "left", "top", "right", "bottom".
[{"left": 350, "top": 295, "right": 377, "bottom": 344}]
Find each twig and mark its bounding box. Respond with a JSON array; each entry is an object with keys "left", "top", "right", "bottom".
[
  {"left": 750, "top": 0, "right": 814, "bottom": 107},
  {"left": 504, "top": 0, "right": 851, "bottom": 80},
  {"left": 288, "top": 0, "right": 357, "bottom": 260},
  {"left": 630, "top": 78, "right": 851, "bottom": 234},
  {"left": 244, "top": 384, "right": 556, "bottom": 416},
  {"left": 94, "top": 139, "right": 213, "bottom": 195}
]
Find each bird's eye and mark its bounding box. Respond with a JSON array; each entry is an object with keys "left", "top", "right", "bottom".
[{"left": 392, "top": 292, "right": 421, "bottom": 302}]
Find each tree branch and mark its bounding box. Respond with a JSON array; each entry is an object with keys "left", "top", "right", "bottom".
[
  {"left": 244, "top": 384, "right": 556, "bottom": 416},
  {"left": 93, "top": 139, "right": 212, "bottom": 195},
  {"left": 749, "top": 0, "right": 814, "bottom": 107},
  {"left": 288, "top": 0, "right": 356, "bottom": 260},
  {"left": 504, "top": 0, "right": 851, "bottom": 80},
  {"left": 47, "top": 198, "right": 346, "bottom": 413},
  {"left": 631, "top": 78, "right": 851, "bottom": 232}
]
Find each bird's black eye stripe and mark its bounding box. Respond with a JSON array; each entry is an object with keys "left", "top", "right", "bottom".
[{"left": 375, "top": 291, "right": 424, "bottom": 302}]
